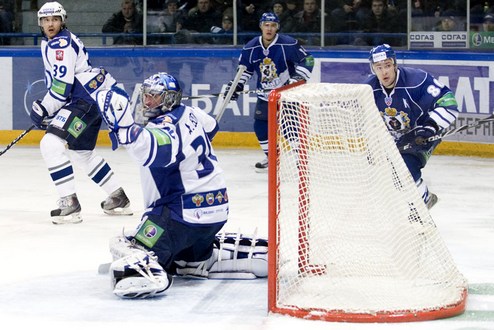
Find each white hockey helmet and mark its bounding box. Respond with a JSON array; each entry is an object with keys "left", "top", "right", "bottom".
[{"left": 37, "top": 1, "right": 67, "bottom": 26}]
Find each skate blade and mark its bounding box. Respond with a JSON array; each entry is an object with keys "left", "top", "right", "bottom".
[
  {"left": 52, "top": 212, "right": 83, "bottom": 225},
  {"left": 103, "top": 206, "right": 133, "bottom": 216},
  {"left": 254, "top": 167, "right": 268, "bottom": 174},
  {"left": 426, "top": 193, "right": 439, "bottom": 209}
]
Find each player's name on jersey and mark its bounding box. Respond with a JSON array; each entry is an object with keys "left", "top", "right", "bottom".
[{"left": 409, "top": 32, "right": 468, "bottom": 49}]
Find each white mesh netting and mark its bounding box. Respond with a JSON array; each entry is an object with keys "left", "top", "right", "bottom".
[{"left": 272, "top": 83, "right": 467, "bottom": 321}]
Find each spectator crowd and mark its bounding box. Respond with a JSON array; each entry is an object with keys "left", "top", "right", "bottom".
[{"left": 4, "top": 0, "right": 494, "bottom": 47}]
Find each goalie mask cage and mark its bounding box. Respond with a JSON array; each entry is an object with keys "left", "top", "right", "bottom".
[{"left": 267, "top": 82, "right": 467, "bottom": 323}]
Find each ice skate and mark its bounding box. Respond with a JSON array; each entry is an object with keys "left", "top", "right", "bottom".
[
  {"left": 51, "top": 193, "right": 83, "bottom": 225},
  {"left": 426, "top": 193, "right": 438, "bottom": 210},
  {"left": 101, "top": 187, "right": 133, "bottom": 216},
  {"left": 254, "top": 157, "right": 268, "bottom": 173}
]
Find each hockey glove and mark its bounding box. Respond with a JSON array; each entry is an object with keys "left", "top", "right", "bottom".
[
  {"left": 96, "top": 86, "right": 142, "bottom": 150},
  {"left": 288, "top": 74, "right": 305, "bottom": 85},
  {"left": 30, "top": 100, "right": 50, "bottom": 129},
  {"left": 396, "top": 125, "right": 437, "bottom": 153},
  {"left": 223, "top": 80, "right": 244, "bottom": 101}
]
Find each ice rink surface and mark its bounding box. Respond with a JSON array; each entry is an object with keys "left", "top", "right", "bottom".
[{"left": 0, "top": 146, "right": 493, "bottom": 330}]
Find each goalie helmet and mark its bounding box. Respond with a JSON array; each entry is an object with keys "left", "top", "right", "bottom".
[
  {"left": 139, "top": 72, "right": 182, "bottom": 118},
  {"left": 37, "top": 1, "right": 67, "bottom": 26}
]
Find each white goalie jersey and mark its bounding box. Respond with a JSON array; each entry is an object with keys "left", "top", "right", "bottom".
[{"left": 125, "top": 104, "right": 229, "bottom": 226}]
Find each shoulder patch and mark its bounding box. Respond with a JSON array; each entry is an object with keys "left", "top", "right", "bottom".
[
  {"left": 48, "top": 36, "right": 70, "bottom": 49},
  {"left": 147, "top": 128, "right": 172, "bottom": 146},
  {"left": 304, "top": 55, "right": 315, "bottom": 67}
]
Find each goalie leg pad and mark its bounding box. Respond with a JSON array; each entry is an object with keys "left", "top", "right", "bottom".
[
  {"left": 174, "top": 230, "right": 268, "bottom": 279},
  {"left": 109, "top": 234, "right": 151, "bottom": 261},
  {"left": 110, "top": 247, "right": 172, "bottom": 299}
]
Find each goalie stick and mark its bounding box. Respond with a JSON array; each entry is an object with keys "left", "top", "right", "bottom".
[
  {"left": 400, "top": 114, "right": 494, "bottom": 151},
  {"left": 98, "top": 262, "right": 111, "bottom": 274},
  {"left": 182, "top": 89, "right": 264, "bottom": 100},
  {"left": 0, "top": 124, "right": 35, "bottom": 156},
  {"left": 216, "top": 64, "right": 247, "bottom": 122}
]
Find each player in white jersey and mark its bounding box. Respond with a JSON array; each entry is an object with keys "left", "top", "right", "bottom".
[
  {"left": 96, "top": 73, "right": 268, "bottom": 299},
  {"left": 364, "top": 44, "right": 459, "bottom": 209},
  {"left": 29, "top": 1, "right": 132, "bottom": 224},
  {"left": 224, "top": 12, "right": 314, "bottom": 172}
]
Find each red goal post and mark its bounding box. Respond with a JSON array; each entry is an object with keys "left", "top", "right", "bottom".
[{"left": 267, "top": 82, "right": 467, "bottom": 322}]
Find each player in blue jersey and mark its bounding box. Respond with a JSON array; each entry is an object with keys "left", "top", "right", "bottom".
[
  {"left": 364, "top": 44, "right": 459, "bottom": 209},
  {"left": 29, "top": 1, "right": 132, "bottom": 224},
  {"left": 96, "top": 73, "right": 268, "bottom": 298},
  {"left": 224, "top": 12, "right": 314, "bottom": 172}
]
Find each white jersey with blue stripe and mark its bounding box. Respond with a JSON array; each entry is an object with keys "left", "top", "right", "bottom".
[
  {"left": 40, "top": 29, "right": 116, "bottom": 116},
  {"left": 238, "top": 34, "right": 314, "bottom": 101},
  {"left": 124, "top": 104, "right": 228, "bottom": 226}
]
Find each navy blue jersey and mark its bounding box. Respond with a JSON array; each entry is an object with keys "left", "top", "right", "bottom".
[
  {"left": 238, "top": 34, "right": 314, "bottom": 101},
  {"left": 364, "top": 66, "right": 459, "bottom": 141}
]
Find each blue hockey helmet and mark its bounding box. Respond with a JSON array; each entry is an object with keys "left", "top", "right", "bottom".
[
  {"left": 140, "top": 72, "right": 182, "bottom": 118},
  {"left": 259, "top": 12, "right": 280, "bottom": 27},
  {"left": 369, "top": 44, "right": 396, "bottom": 65}
]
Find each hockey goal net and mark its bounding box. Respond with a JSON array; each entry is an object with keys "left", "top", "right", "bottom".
[{"left": 267, "top": 82, "right": 467, "bottom": 322}]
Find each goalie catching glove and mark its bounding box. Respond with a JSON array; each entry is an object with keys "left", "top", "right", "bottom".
[
  {"left": 96, "top": 86, "right": 143, "bottom": 150},
  {"left": 223, "top": 80, "right": 244, "bottom": 101}
]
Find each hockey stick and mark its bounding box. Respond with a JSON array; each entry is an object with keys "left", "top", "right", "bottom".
[
  {"left": 428, "top": 114, "right": 494, "bottom": 141},
  {"left": 182, "top": 89, "right": 264, "bottom": 101},
  {"left": 98, "top": 262, "right": 111, "bottom": 274},
  {"left": 0, "top": 124, "right": 36, "bottom": 156},
  {"left": 400, "top": 114, "right": 494, "bottom": 151},
  {"left": 215, "top": 64, "right": 247, "bottom": 122}
]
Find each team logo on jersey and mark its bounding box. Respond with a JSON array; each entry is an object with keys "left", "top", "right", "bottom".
[
  {"left": 206, "top": 193, "right": 215, "bottom": 205},
  {"left": 96, "top": 73, "right": 104, "bottom": 82},
  {"left": 192, "top": 194, "right": 204, "bottom": 206},
  {"left": 382, "top": 107, "right": 410, "bottom": 133},
  {"left": 260, "top": 58, "right": 278, "bottom": 84},
  {"left": 56, "top": 50, "right": 64, "bottom": 61}
]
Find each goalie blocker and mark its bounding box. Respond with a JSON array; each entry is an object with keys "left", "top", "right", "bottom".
[{"left": 109, "top": 231, "right": 268, "bottom": 299}]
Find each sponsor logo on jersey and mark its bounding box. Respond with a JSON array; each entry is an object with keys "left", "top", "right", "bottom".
[
  {"left": 68, "top": 116, "right": 87, "bottom": 138},
  {"left": 50, "top": 36, "right": 69, "bottom": 48},
  {"left": 135, "top": 219, "right": 164, "bottom": 248},
  {"left": 148, "top": 128, "right": 172, "bottom": 145},
  {"left": 51, "top": 79, "right": 67, "bottom": 97},
  {"left": 56, "top": 50, "right": 64, "bottom": 61}
]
